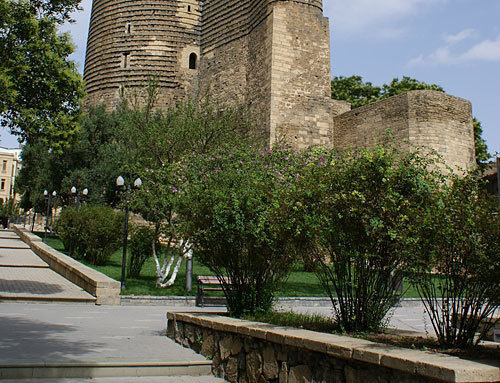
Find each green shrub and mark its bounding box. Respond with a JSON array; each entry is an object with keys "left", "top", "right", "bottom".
[
  {"left": 286, "top": 146, "right": 442, "bottom": 332},
  {"left": 57, "top": 205, "right": 124, "bottom": 265},
  {"left": 128, "top": 225, "right": 156, "bottom": 277},
  {"left": 177, "top": 144, "right": 300, "bottom": 317},
  {"left": 408, "top": 174, "right": 500, "bottom": 348},
  {"left": 56, "top": 207, "right": 78, "bottom": 254}
]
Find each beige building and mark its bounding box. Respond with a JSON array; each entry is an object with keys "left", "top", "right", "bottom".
[{"left": 0, "top": 147, "right": 22, "bottom": 202}]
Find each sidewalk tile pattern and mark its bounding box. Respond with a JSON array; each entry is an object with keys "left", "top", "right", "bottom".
[
  {"left": 0, "top": 249, "right": 48, "bottom": 267},
  {"left": 0, "top": 267, "right": 94, "bottom": 300},
  {"left": 0, "top": 231, "right": 95, "bottom": 302}
]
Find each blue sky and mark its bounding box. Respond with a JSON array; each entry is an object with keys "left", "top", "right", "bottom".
[{"left": 3, "top": 0, "right": 498, "bottom": 157}]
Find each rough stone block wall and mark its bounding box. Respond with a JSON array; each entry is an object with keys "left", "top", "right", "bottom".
[
  {"left": 269, "top": 2, "right": 333, "bottom": 149},
  {"left": 197, "top": 0, "right": 332, "bottom": 147},
  {"left": 246, "top": 16, "right": 273, "bottom": 140},
  {"left": 84, "top": 0, "right": 201, "bottom": 109},
  {"left": 333, "top": 93, "right": 411, "bottom": 150},
  {"left": 333, "top": 91, "right": 475, "bottom": 171},
  {"left": 168, "top": 319, "right": 442, "bottom": 383},
  {"left": 407, "top": 91, "right": 475, "bottom": 171}
]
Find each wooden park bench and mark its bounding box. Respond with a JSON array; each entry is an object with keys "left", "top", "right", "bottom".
[{"left": 196, "top": 276, "right": 231, "bottom": 307}]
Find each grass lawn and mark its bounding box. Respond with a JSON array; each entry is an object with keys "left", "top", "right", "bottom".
[{"left": 41, "top": 233, "right": 421, "bottom": 298}]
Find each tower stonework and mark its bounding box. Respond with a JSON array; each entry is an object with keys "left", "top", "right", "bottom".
[
  {"left": 84, "top": 0, "right": 475, "bottom": 170},
  {"left": 84, "top": 0, "right": 201, "bottom": 107},
  {"left": 84, "top": 0, "right": 334, "bottom": 149}
]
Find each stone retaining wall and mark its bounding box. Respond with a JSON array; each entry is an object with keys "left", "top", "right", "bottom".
[
  {"left": 13, "top": 225, "right": 121, "bottom": 305},
  {"left": 167, "top": 312, "right": 500, "bottom": 383}
]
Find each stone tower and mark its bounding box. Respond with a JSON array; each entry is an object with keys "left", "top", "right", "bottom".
[
  {"left": 84, "top": 0, "right": 475, "bottom": 170},
  {"left": 84, "top": 0, "right": 201, "bottom": 107},
  {"left": 84, "top": 0, "right": 334, "bottom": 148}
]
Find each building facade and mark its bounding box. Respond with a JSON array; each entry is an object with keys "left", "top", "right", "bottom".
[
  {"left": 84, "top": 0, "right": 475, "bottom": 171},
  {"left": 0, "top": 147, "right": 22, "bottom": 202}
]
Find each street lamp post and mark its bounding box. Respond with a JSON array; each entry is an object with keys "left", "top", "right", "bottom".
[
  {"left": 116, "top": 176, "right": 142, "bottom": 290},
  {"left": 69, "top": 187, "right": 89, "bottom": 256},
  {"left": 185, "top": 248, "right": 193, "bottom": 292},
  {"left": 43, "top": 190, "right": 57, "bottom": 242},
  {"left": 496, "top": 156, "right": 500, "bottom": 209},
  {"left": 71, "top": 186, "right": 89, "bottom": 212}
]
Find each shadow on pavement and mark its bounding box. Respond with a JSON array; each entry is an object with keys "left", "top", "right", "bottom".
[
  {"left": 0, "top": 315, "right": 104, "bottom": 362},
  {"left": 0, "top": 280, "right": 64, "bottom": 294}
]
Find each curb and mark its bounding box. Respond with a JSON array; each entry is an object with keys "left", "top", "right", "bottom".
[
  {"left": 121, "top": 295, "right": 424, "bottom": 308},
  {"left": 0, "top": 361, "right": 212, "bottom": 380}
]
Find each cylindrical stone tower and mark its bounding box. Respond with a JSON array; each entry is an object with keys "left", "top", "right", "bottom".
[{"left": 84, "top": 0, "right": 201, "bottom": 108}]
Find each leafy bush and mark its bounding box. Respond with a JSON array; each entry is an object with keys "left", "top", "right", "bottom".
[
  {"left": 286, "top": 146, "right": 441, "bottom": 332},
  {"left": 56, "top": 205, "right": 124, "bottom": 265},
  {"left": 56, "top": 207, "right": 78, "bottom": 254},
  {"left": 128, "top": 225, "right": 156, "bottom": 277},
  {"left": 177, "top": 144, "right": 300, "bottom": 317},
  {"left": 408, "top": 174, "right": 500, "bottom": 348}
]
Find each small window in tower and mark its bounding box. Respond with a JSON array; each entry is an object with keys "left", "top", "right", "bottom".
[
  {"left": 2, "top": 160, "right": 6, "bottom": 172},
  {"left": 1, "top": 179, "right": 5, "bottom": 190},
  {"left": 125, "top": 23, "right": 131, "bottom": 34},
  {"left": 122, "top": 52, "right": 130, "bottom": 68},
  {"left": 187, "top": 5, "right": 191, "bottom": 12},
  {"left": 189, "top": 53, "right": 197, "bottom": 69}
]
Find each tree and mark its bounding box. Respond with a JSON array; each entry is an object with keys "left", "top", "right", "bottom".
[
  {"left": 330, "top": 75, "right": 381, "bottom": 108},
  {"left": 331, "top": 75, "right": 443, "bottom": 107},
  {"left": 473, "top": 118, "right": 490, "bottom": 165},
  {"left": 0, "top": 0, "right": 84, "bottom": 151},
  {"left": 408, "top": 174, "right": 500, "bottom": 348},
  {"left": 285, "top": 145, "right": 443, "bottom": 332},
  {"left": 332, "top": 75, "right": 490, "bottom": 164},
  {"left": 177, "top": 144, "right": 300, "bottom": 317},
  {"left": 122, "top": 85, "right": 257, "bottom": 288},
  {"left": 15, "top": 105, "right": 128, "bottom": 211}
]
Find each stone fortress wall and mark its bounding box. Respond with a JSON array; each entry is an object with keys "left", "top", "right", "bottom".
[
  {"left": 84, "top": 0, "right": 475, "bottom": 171},
  {"left": 333, "top": 91, "right": 475, "bottom": 170}
]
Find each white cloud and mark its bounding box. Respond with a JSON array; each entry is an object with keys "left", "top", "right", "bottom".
[
  {"left": 442, "top": 29, "right": 478, "bottom": 44},
  {"left": 460, "top": 35, "right": 500, "bottom": 61},
  {"left": 408, "top": 34, "right": 500, "bottom": 65},
  {"left": 324, "top": 0, "right": 447, "bottom": 38}
]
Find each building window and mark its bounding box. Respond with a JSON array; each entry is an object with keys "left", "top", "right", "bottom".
[
  {"left": 1, "top": 179, "right": 5, "bottom": 190},
  {"left": 189, "top": 53, "right": 197, "bottom": 69},
  {"left": 187, "top": 5, "right": 191, "bottom": 12},
  {"left": 125, "top": 23, "right": 131, "bottom": 34},
  {"left": 2, "top": 160, "right": 6, "bottom": 173},
  {"left": 122, "top": 52, "right": 130, "bottom": 68}
]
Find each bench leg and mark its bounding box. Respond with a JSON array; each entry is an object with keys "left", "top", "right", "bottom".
[{"left": 196, "top": 282, "right": 203, "bottom": 307}]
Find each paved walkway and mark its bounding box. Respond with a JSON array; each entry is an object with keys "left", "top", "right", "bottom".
[
  {"left": 0, "top": 230, "right": 94, "bottom": 303},
  {"left": 0, "top": 227, "right": 437, "bottom": 382},
  {"left": 0, "top": 302, "right": 223, "bottom": 382}
]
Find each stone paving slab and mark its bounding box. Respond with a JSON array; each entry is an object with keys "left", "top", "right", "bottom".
[
  {"left": 0, "top": 376, "right": 224, "bottom": 382},
  {"left": 0, "top": 238, "right": 30, "bottom": 249},
  {"left": 0, "top": 303, "right": 212, "bottom": 365},
  {"left": 0, "top": 248, "right": 48, "bottom": 268},
  {"left": 0, "top": 230, "right": 21, "bottom": 239},
  {"left": 0, "top": 268, "right": 94, "bottom": 301}
]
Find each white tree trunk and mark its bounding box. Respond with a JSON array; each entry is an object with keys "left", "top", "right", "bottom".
[{"left": 154, "top": 236, "right": 191, "bottom": 288}]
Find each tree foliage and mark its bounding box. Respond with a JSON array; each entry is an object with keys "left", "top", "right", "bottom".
[
  {"left": 331, "top": 75, "right": 490, "bottom": 164},
  {"left": 15, "top": 104, "right": 126, "bottom": 211},
  {"left": 331, "top": 75, "right": 443, "bottom": 108},
  {"left": 177, "top": 144, "right": 301, "bottom": 317},
  {"left": 285, "top": 146, "right": 443, "bottom": 332},
  {"left": 0, "top": 0, "right": 84, "bottom": 150},
  {"left": 56, "top": 205, "right": 124, "bottom": 265},
  {"left": 407, "top": 174, "right": 500, "bottom": 348}
]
